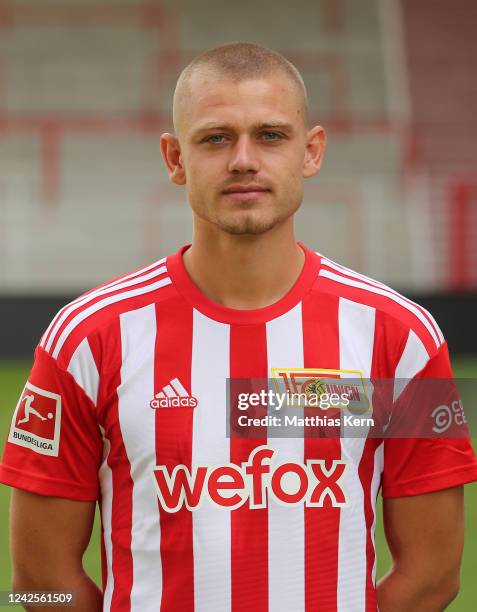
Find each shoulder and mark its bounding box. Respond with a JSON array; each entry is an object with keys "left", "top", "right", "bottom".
[
  {"left": 314, "top": 252, "right": 445, "bottom": 365},
  {"left": 37, "top": 255, "right": 176, "bottom": 369}
]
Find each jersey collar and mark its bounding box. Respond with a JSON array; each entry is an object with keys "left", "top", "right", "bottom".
[{"left": 166, "top": 242, "right": 321, "bottom": 325}]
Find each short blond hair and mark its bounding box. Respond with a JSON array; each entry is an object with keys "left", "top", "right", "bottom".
[{"left": 173, "top": 42, "right": 309, "bottom": 131}]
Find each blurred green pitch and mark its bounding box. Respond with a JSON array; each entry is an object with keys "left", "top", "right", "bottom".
[{"left": 1, "top": 360, "right": 476, "bottom": 610}]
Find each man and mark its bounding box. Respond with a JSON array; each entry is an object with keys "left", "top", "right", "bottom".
[{"left": 1, "top": 42, "right": 477, "bottom": 612}]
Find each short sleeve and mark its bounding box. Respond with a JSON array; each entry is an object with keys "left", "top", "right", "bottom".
[
  {"left": 0, "top": 345, "right": 102, "bottom": 501},
  {"left": 382, "top": 341, "right": 477, "bottom": 498}
]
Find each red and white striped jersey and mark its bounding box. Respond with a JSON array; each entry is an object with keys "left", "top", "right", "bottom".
[{"left": 2, "top": 243, "right": 477, "bottom": 612}]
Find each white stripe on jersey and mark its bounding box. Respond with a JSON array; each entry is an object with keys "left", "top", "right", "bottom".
[
  {"left": 320, "top": 256, "right": 444, "bottom": 345},
  {"left": 370, "top": 442, "right": 384, "bottom": 586},
  {"left": 67, "top": 337, "right": 100, "bottom": 405},
  {"left": 51, "top": 277, "right": 172, "bottom": 359},
  {"left": 266, "top": 303, "right": 305, "bottom": 612},
  {"left": 98, "top": 428, "right": 114, "bottom": 612},
  {"left": 119, "top": 304, "right": 162, "bottom": 612},
  {"left": 337, "top": 298, "right": 375, "bottom": 612},
  {"left": 191, "top": 309, "right": 231, "bottom": 612},
  {"left": 42, "top": 264, "right": 168, "bottom": 354},
  {"left": 393, "top": 329, "right": 430, "bottom": 402},
  {"left": 319, "top": 268, "right": 441, "bottom": 349}
]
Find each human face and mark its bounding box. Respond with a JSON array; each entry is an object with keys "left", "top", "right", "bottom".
[{"left": 162, "top": 73, "right": 325, "bottom": 235}]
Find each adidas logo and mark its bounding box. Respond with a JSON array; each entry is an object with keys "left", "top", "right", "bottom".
[{"left": 150, "top": 377, "right": 198, "bottom": 409}]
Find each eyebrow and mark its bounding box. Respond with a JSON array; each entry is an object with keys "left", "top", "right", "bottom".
[{"left": 193, "top": 121, "right": 295, "bottom": 135}]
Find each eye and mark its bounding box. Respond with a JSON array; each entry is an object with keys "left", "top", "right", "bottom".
[
  {"left": 261, "top": 131, "right": 284, "bottom": 141},
  {"left": 203, "top": 134, "right": 227, "bottom": 144}
]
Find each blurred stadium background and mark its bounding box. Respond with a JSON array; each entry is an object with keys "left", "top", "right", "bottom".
[{"left": 0, "top": 0, "right": 475, "bottom": 609}]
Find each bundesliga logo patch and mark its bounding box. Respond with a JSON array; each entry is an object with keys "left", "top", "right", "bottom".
[{"left": 8, "top": 382, "right": 62, "bottom": 456}]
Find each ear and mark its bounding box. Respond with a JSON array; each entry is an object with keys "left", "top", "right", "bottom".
[
  {"left": 302, "top": 125, "right": 326, "bottom": 178},
  {"left": 160, "top": 133, "right": 186, "bottom": 185}
]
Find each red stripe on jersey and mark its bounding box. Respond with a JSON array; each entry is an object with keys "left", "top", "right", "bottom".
[
  {"left": 369, "top": 310, "right": 410, "bottom": 379},
  {"left": 230, "top": 324, "right": 268, "bottom": 612},
  {"left": 106, "top": 317, "right": 134, "bottom": 611},
  {"left": 358, "top": 308, "right": 389, "bottom": 611},
  {"left": 358, "top": 438, "right": 381, "bottom": 611},
  {"left": 154, "top": 297, "right": 195, "bottom": 612},
  {"left": 302, "top": 291, "right": 341, "bottom": 611}
]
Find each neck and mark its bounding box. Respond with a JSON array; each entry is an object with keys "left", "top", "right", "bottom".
[{"left": 182, "top": 217, "right": 305, "bottom": 310}]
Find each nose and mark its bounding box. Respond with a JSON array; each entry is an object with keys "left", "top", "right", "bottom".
[{"left": 227, "top": 136, "right": 260, "bottom": 174}]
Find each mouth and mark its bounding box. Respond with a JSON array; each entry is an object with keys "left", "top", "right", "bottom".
[{"left": 222, "top": 185, "right": 271, "bottom": 200}]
